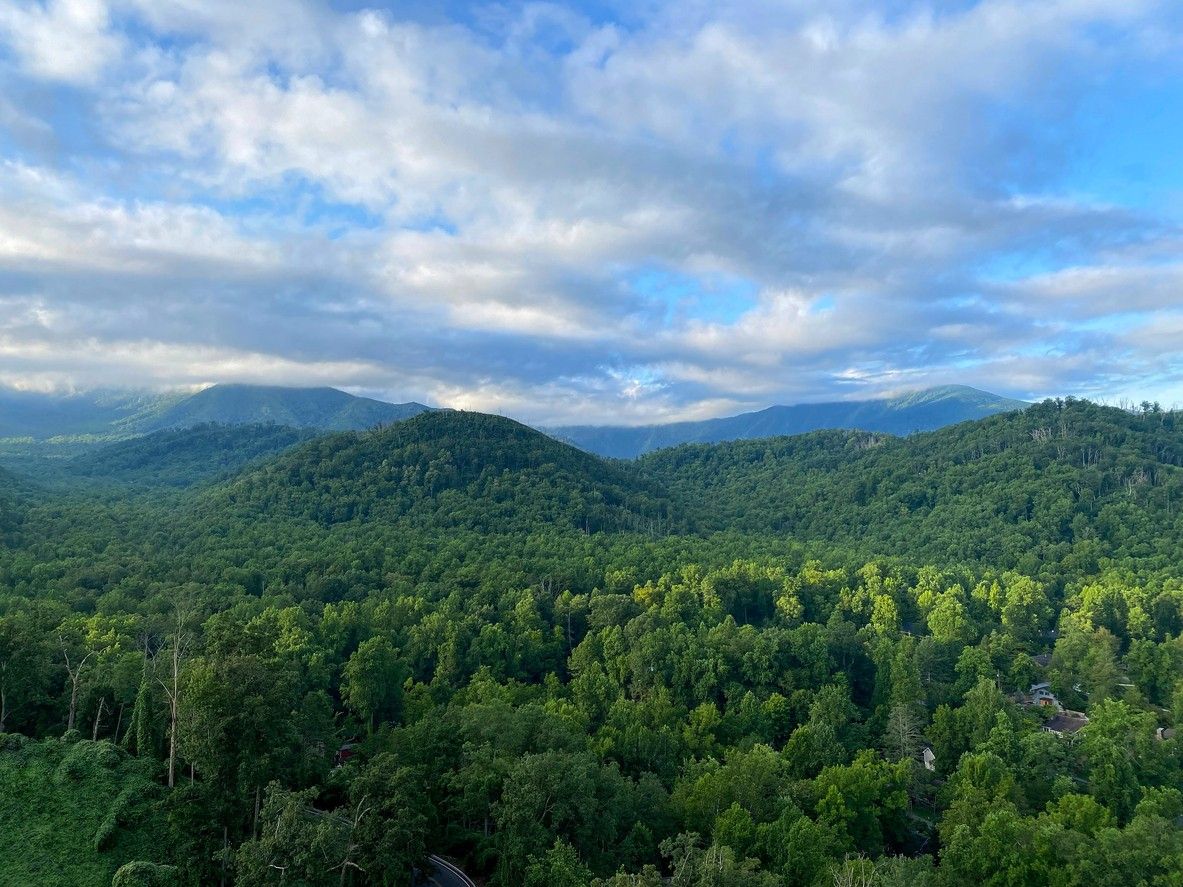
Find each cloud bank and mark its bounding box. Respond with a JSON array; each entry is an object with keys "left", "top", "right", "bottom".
[{"left": 0, "top": 0, "right": 1181, "bottom": 423}]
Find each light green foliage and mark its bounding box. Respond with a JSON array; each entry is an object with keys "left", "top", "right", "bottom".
[
  {"left": 661, "top": 832, "right": 780, "bottom": 887},
  {"left": 342, "top": 635, "right": 408, "bottom": 732},
  {"left": 999, "top": 575, "right": 1052, "bottom": 646},
  {"left": 111, "top": 861, "right": 181, "bottom": 887},
  {"left": 235, "top": 784, "right": 355, "bottom": 887},
  {"left": 524, "top": 839, "right": 595, "bottom": 887}
]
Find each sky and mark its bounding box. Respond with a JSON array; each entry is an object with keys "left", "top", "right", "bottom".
[{"left": 0, "top": 0, "right": 1182, "bottom": 425}]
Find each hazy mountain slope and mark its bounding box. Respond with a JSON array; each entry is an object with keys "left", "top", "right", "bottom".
[
  {"left": 0, "top": 384, "right": 430, "bottom": 443},
  {"left": 63, "top": 424, "right": 320, "bottom": 489},
  {"left": 642, "top": 398, "right": 1183, "bottom": 574},
  {"left": 134, "top": 384, "right": 431, "bottom": 433},
  {"left": 0, "top": 388, "right": 185, "bottom": 439},
  {"left": 211, "top": 410, "right": 676, "bottom": 534},
  {"left": 550, "top": 385, "right": 1029, "bottom": 458}
]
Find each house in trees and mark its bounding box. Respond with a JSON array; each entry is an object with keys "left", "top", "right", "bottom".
[
  {"left": 1027, "top": 682, "right": 1061, "bottom": 709},
  {"left": 1042, "top": 712, "right": 1089, "bottom": 739},
  {"left": 922, "top": 747, "right": 936, "bottom": 772}
]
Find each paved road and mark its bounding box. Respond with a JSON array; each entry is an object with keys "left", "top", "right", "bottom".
[{"left": 425, "top": 854, "right": 476, "bottom": 887}]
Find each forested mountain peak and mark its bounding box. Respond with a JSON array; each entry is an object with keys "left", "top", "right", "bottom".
[
  {"left": 213, "top": 409, "right": 676, "bottom": 533},
  {"left": 548, "top": 384, "right": 1029, "bottom": 458}
]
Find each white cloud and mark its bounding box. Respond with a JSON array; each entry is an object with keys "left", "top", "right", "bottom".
[
  {"left": 0, "top": 0, "right": 1180, "bottom": 422},
  {"left": 0, "top": 0, "right": 122, "bottom": 83}
]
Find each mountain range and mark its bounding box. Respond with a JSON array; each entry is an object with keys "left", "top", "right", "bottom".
[
  {"left": 548, "top": 385, "right": 1029, "bottom": 458},
  {"left": 0, "top": 383, "right": 1027, "bottom": 460},
  {"left": 200, "top": 397, "right": 1183, "bottom": 573},
  {"left": 4, "top": 393, "right": 1174, "bottom": 578},
  {"left": 0, "top": 384, "right": 431, "bottom": 442}
]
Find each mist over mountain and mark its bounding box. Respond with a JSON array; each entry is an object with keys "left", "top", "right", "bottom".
[
  {"left": 0, "top": 388, "right": 188, "bottom": 439},
  {"left": 1, "top": 384, "right": 1024, "bottom": 457},
  {"left": 138, "top": 385, "right": 431, "bottom": 434},
  {"left": 549, "top": 385, "right": 1029, "bottom": 458},
  {"left": 0, "top": 384, "right": 432, "bottom": 441}
]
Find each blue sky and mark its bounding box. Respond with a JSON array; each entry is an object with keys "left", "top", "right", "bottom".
[{"left": 0, "top": 0, "right": 1181, "bottom": 424}]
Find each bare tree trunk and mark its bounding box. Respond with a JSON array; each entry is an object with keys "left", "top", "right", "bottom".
[
  {"left": 0, "top": 684, "right": 7, "bottom": 733},
  {"left": 61, "top": 643, "right": 94, "bottom": 735},
  {"left": 159, "top": 603, "right": 192, "bottom": 789},
  {"left": 67, "top": 678, "right": 79, "bottom": 733},
  {"left": 167, "top": 644, "right": 179, "bottom": 788},
  {"left": 92, "top": 696, "right": 106, "bottom": 741},
  {"left": 114, "top": 702, "right": 125, "bottom": 743},
  {"left": 338, "top": 796, "right": 369, "bottom": 887}
]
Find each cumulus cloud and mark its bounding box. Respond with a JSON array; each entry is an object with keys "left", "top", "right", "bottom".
[
  {"left": 0, "top": 0, "right": 123, "bottom": 83},
  {"left": 0, "top": 0, "right": 1180, "bottom": 423}
]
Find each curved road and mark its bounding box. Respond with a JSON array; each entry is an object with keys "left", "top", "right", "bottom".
[{"left": 425, "top": 854, "right": 476, "bottom": 887}]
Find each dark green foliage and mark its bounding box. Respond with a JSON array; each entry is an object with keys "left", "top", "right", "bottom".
[
  {"left": 111, "top": 861, "right": 181, "bottom": 887},
  {"left": 234, "top": 785, "right": 356, "bottom": 886},
  {"left": 0, "top": 465, "right": 24, "bottom": 540},
  {"left": 213, "top": 410, "right": 677, "bottom": 533},
  {"left": 643, "top": 398, "right": 1183, "bottom": 577}
]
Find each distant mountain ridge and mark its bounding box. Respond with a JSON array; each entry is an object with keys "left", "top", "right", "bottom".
[
  {"left": 548, "top": 385, "right": 1029, "bottom": 458},
  {"left": 0, "top": 388, "right": 187, "bottom": 439},
  {"left": 138, "top": 385, "right": 431, "bottom": 433},
  {"left": 0, "top": 384, "right": 432, "bottom": 441},
  {"left": 64, "top": 424, "right": 320, "bottom": 489},
  {"left": 1, "top": 383, "right": 1024, "bottom": 463}
]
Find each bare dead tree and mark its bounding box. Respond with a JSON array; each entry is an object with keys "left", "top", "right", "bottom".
[
  {"left": 157, "top": 598, "right": 196, "bottom": 788},
  {"left": 59, "top": 636, "right": 95, "bottom": 735},
  {"left": 334, "top": 795, "right": 371, "bottom": 887},
  {"left": 92, "top": 696, "right": 106, "bottom": 741}
]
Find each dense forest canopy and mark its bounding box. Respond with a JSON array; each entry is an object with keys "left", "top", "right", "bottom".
[
  {"left": 56, "top": 424, "right": 319, "bottom": 490},
  {"left": 208, "top": 411, "right": 677, "bottom": 533},
  {"left": 1, "top": 398, "right": 1182, "bottom": 886},
  {"left": 644, "top": 398, "right": 1183, "bottom": 578}
]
